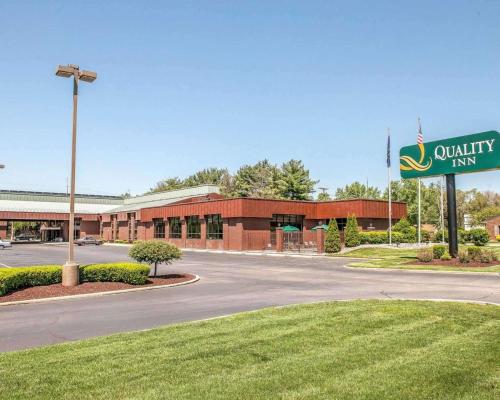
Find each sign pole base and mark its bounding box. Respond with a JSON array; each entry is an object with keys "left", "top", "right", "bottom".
[{"left": 445, "top": 174, "right": 459, "bottom": 257}]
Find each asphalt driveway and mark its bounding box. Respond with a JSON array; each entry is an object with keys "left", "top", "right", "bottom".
[{"left": 0, "top": 244, "right": 499, "bottom": 352}]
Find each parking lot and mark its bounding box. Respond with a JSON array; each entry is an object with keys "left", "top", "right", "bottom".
[{"left": 1, "top": 243, "right": 499, "bottom": 352}]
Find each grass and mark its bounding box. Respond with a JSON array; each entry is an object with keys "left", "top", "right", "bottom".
[
  {"left": 0, "top": 300, "right": 499, "bottom": 400},
  {"left": 338, "top": 247, "right": 500, "bottom": 273}
]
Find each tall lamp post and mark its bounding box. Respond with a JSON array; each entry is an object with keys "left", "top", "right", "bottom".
[{"left": 55, "top": 65, "right": 97, "bottom": 286}]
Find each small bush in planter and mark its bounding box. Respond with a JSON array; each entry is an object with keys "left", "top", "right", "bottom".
[
  {"left": 432, "top": 245, "right": 447, "bottom": 259},
  {"left": 468, "top": 228, "right": 490, "bottom": 246},
  {"left": 467, "top": 246, "right": 483, "bottom": 262},
  {"left": 129, "top": 240, "right": 182, "bottom": 276},
  {"left": 458, "top": 249, "right": 470, "bottom": 263},
  {"left": 440, "top": 251, "right": 451, "bottom": 261},
  {"left": 417, "top": 248, "right": 433, "bottom": 262}
]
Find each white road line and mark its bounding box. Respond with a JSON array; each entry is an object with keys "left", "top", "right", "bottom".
[{"left": 0, "top": 262, "right": 12, "bottom": 268}]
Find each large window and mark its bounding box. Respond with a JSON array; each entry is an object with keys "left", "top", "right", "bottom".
[
  {"left": 186, "top": 215, "right": 201, "bottom": 239},
  {"left": 168, "top": 217, "right": 181, "bottom": 238},
  {"left": 270, "top": 214, "right": 304, "bottom": 231},
  {"left": 153, "top": 218, "right": 165, "bottom": 239},
  {"left": 206, "top": 214, "right": 223, "bottom": 240}
]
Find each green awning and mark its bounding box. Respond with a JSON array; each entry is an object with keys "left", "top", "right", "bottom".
[
  {"left": 282, "top": 225, "right": 300, "bottom": 232},
  {"left": 311, "top": 224, "right": 328, "bottom": 231}
]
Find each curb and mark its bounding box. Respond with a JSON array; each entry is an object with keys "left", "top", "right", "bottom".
[
  {"left": 0, "top": 275, "right": 200, "bottom": 307},
  {"left": 344, "top": 263, "right": 500, "bottom": 276}
]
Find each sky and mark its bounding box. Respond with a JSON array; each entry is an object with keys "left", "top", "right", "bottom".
[{"left": 0, "top": 0, "right": 499, "bottom": 197}]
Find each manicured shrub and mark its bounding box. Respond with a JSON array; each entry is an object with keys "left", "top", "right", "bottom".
[
  {"left": 467, "top": 246, "right": 483, "bottom": 261},
  {"left": 0, "top": 266, "right": 61, "bottom": 296},
  {"left": 324, "top": 219, "right": 341, "bottom": 254},
  {"left": 468, "top": 228, "right": 490, "bottom": 246},
  {"left": 432, "top": 229, "right": 448, "bottom": 243},
  {"left": 496, "top": 235, "right": 500, "bottom": 242},
  {"left": 391, "top": 231, "right": 404, "bottom": 244},
  {"left": 458, "top": 249, "right": 470, "bottom": 264},
  {"left": 417, "top": 248, "right": 433, "bottom": 262},
  {"left": 344, "top": 215, "right": 361, "bottom": 247},
  {"left": 478, "top": 249, "right": 497, "bottom": 263},
  {"left": 458, "top": 229, "right": 468, "bottom": 244},
  {"left": 421, "top": 230, "right": 432, "bottom": 243},
  {"left": 114, "top": 239, "right": 129, "bottom": 244},
  {"left": 359, "top": 231, "right": 387, "bottom": 244},
  {"left": 129, "top": 240, "right": 182, "bottom": 276},
  {"left": 432, "top": 245, "right": 447, "bottom": 260},
  {"left": 440, "top": 251, "right": 451, "bottom": 261},
  {"left": 393, "top": 218, "right": 416, "bottom": 243},
  {"left": 80, "top": 263, "right": 150, "bottom": 285}
]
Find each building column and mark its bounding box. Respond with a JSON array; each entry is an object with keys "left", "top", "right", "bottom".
[
  {"left": 164, "top": 218, "right": 169, "bottom": 241},
  {"left": 130, "top": 213, "right": 135, "bottom": 242},
  {"left": 316, "top": 227, "right": 326, "bottom": 254},
  {"left": 276, "top": 227, "right": 284, "bottom": 252},
  {"left": 223, "top": 218, "right": 230, "bottom": 250},
  {"left": 200, "top": 216, "right": 207, "bottom": 249},
  {"left": 181, "top": 218, "right": 187, "bottom": 248}
]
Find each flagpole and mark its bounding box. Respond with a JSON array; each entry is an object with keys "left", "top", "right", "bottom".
[
  {"left": 418, "top": 177, "right": 421, "bottom": 245},
  {"left": 387, "top": 128, "right": 392, "bottom": 245},
  {"left": 440, "top": 176, "right": 445, "bottom": 243},
  {"left": 417, "top": 118, "right": 423, "bottom": 246}
]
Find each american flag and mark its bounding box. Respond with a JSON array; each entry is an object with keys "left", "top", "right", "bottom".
[
  {"left": 386, "top": 129, "right": 391, "bottom": 168},
  {"left": 417, "top": 118, "right": 423, "bottom": 144}
]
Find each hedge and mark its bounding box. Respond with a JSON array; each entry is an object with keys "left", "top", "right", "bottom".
[
  {"left": 80, "top": 263, "right": 150, "bottom": 285},
  {"left": 0, "top": 263, "right": 151, "bottom": 296}
]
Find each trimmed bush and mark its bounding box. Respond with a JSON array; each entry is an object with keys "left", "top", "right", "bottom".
[
  {"left": 360, "top": 231, "right": 387, "bottom": 244},
  {"left": 432, "top": 245, "right": 447, "bottom": 260},
  {"left": 80, "top": 263, "right": 150, "bottom": 285},
  {"left": 479, "top": 249, "right": 497, "bottom": 263},
  {"left": 417, "top": 248, "right": 433, "bottom": 262},
  {"left": 0, "top": 266, "right": 61, "bottom": 296},
  {"left": 458, "top": 249, "right": 470, "bottom": 263},
  {"left": 324, "top": 219, "right": 341, "bottom": 254},
  {"left": 432, "top": 229, "right": 448, "bottom": 243},
  {"left": 496, "top": 235, "right": 500, "bottom": 242},
  {"left": 129, "top": 240, "right": 182, "bottom": 276},
  {"left": 467, "top": 246, "right": 483, "bottom": 261},
  {"left": 440, "top": 251, "right": 451, "bottom": 261},
  {"left": 393, "top": 218, "right": 416, "bottom": 243},
  {"left": 458, "top": 229, "right": 468, "bottom": 244},
  {"left": 344, "top": 215, "right": 361, "bottom": 247},
  {"left": 468, "top": 228, "right": 490, "bottom": 246},
  {"left": 391, "top": 231, "right": 404, "bottom": 244}
]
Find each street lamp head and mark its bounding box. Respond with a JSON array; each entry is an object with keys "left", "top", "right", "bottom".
[
  {"left": 0, "top": 164, "right": 5, "bottom": 169},
  {"left": 79, "top": 70, "right": 97, "bottom": 83},
  {"left": 55, "top": 65, "right": 76, "bottom": 78},
  {"left": 55, "top": 65, "right": 97, "bottom": 83}
]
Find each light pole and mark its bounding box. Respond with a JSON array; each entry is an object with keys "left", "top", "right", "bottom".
[{"left": 55, "top": 65, "right": 97, "bottom": 286}]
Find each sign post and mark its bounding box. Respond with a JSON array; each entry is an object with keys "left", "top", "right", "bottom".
[{"left": 400, "top": 130, "right": 500, "bottom": 257}]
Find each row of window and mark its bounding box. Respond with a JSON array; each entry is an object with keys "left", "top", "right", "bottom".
[{"left": 153, "top": 214, "right": 223, "bottom": 240}]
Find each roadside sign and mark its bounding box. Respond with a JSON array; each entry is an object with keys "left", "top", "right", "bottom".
[{"left": 399, "top": 130, "right": 500, "bottom": 179}]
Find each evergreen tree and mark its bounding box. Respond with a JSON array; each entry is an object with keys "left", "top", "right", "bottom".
[
  {"left": 335, "top": 182, "right": 382, "bottom": 200},
  {"left": 317, "top": 192, "right": 331, "bottom": 201},
  {"left": 344, "top": 214, "right": 361, "bottom": 247},
  {"left": 324, "top": 219, "right": 341, "bottom": 253},
  {"left": 276, "top": 159, "right": 317, "bottom": 200},
  {"left": 231, "top": 160, "right": 281, "bottom": 198},
  {"left": 149, "top": 177, "right": 185, "bottom": 193}
]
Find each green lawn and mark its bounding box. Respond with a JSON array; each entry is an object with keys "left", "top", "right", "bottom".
[
  {"left": 1, "top": 301, "right": 499, "bottom": 400},
  {"left": 339, "top": 247, "right": 500, "bottom": 273}
]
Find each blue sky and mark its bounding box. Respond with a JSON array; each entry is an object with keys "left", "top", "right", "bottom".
[{"left": 0, "top": 0, "right": 499, "bottom": 196}]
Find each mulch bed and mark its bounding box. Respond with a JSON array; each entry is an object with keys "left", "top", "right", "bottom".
[
  {"left": 0, "top": 274, "right": 196, "bottom": 303},
  {"left": 408, "top": 259, "right": 498, "bottom": 268}
]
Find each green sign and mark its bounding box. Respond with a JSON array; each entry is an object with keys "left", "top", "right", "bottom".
[{"left": 400, "top": 130, "right": 500, "bottom": 179}]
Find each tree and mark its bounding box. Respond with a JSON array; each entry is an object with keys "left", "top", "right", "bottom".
[
  {"left": 231, "top": 160, "right": 282, "bottom": 198},
  {"left": 335, "top": 182, "right": 382, "bottom": 200},
  {"left": 471, "top": 206, "right": 500, "bottom": 225},
  {"left": 275, "top": 159, "right": 317, "bottom": 200},
  {"left": 317, "top": 192, "right": 331, "bottom": 201},
  {"left": 344, "top": 215, "right": 361, "bottom": 247},
  {"left": 324, "top": 219, "right": 341, "bottom": 253},
  {"left": 128, "top": 240, "right": 182, "bottom": 277},
  {"left": 392, "top": 217, "right": 416, "bottom": 243},
  {"left": 149, "top": 177, "right": 185, "bottom": 193}
]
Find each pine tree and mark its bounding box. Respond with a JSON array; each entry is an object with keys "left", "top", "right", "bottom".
[
  {"left": 324, "top": 219, "right": 341, "bottom": 253},
  {"left": 344, "top": 214, "right": 361, "bottom": 247},
  {"left": 276, "top": 159, "right": 318, "bottom": 200}
]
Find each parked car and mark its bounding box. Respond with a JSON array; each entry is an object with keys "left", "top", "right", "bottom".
[
  {"left": 0, "top": 239, "right": 12, "bottom": 249},
  {"left": 15, "top": 234, "right": 33, "bottom": 242},
  {"left": 75, "top": 236, "right": 103, "bottom": 246},
  {"left": 52, "top": 237, "right": 64, "bottom": 243}
]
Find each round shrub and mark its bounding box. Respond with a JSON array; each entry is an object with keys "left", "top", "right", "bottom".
[
  {"left": 432, "top": 245, "right": 447, "bottom": 260},
  {"left": 417, "top": 248, "right": 433, "bottom": 262},
  {"left": 324, "top": 219, "right": 341, "bottom": 254},
  {"left": 478, "top": 249, "right": 496, "bottom": 263},
  {"left": 344, "top": 215, "right": 361, "bottom": 248},
  {"left": 467, "top": 246, "right": 483, "bottom": 262},
  {"left": 440, "top": 251, "right": 451, "bottom": 261},
  {"left": 129, "top": 240, "right": 182, "bottom": 276},
  {"left": 393, "top": 218, "right": 416, "bottom": 243},
  {"left": 432, "top": 229, "right": 448, "bottom": 243},
  {"left": 468, "top": 228, "right": 490, "bottom": 246}
]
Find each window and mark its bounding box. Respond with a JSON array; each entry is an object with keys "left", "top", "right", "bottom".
[
  {"left": 186, "top": 215, "right": 201, "bottom": 239},
  {"left": 206, "top": 214, "right": 223, "bottom": 240},
  {"left": 153, "top": 218, "right": 165, "bottom": 238},
  {"left": 168, "top": 217, "right": 181, "bottom": 238},
  {"left": 270, "top": 214, "right": 304, "bottom": 231}
]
